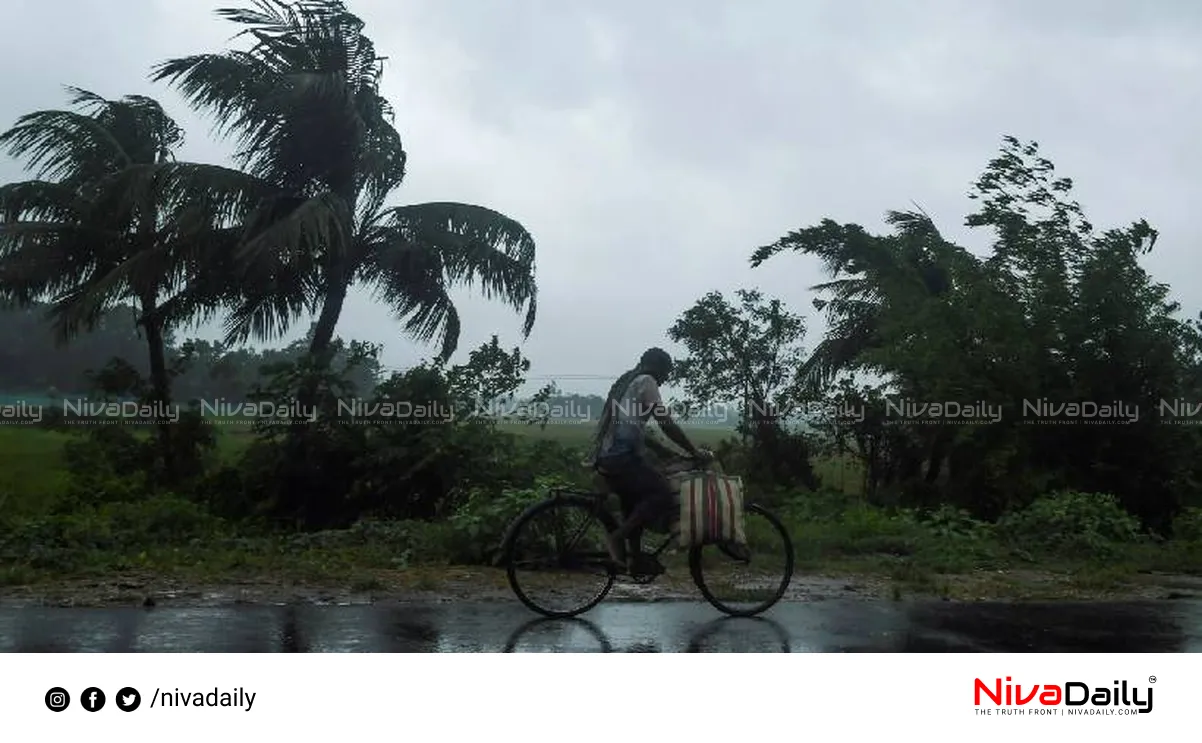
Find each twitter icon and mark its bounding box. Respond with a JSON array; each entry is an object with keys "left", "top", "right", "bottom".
[{"left": 116, "top": 687, "right": 141, "bottom": 712}]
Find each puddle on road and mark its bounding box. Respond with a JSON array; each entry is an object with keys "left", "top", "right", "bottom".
[{"left": 1, "top": 599, "right": 1199, "bottom": 652}]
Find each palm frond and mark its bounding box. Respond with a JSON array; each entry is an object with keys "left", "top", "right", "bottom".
[
  {"left": 377, "top": 202, "right": 538, "bottom": 338},
  {"left": 153, "top": 0, "right": 400, "bottom": 196},
  {"left": 0, "top": 180, "right": 92, "bottom": 228},
  {"left": 219, "top": 259, "right": 316, "bottom": 344},
  {"left": 0, "top": 109, "right": 130, "bottom": 186},
  {"left": 359, "top": 235, "right": 462, "bottom": 360}
]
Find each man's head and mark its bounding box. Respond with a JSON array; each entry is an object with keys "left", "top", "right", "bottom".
[{"left": 638, "top": 347, "right": 673, "bottom": 384}]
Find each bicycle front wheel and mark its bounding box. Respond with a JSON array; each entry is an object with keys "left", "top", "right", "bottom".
[
  {"left": 504, "top": 495, "right": 619, "bottom": 618},
  {"left": 689, "top": 503, "right": 795, "bottom": 617}
]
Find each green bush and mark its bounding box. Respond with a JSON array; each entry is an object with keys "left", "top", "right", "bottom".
[
  {"left": 1, "top": 495, "right": 226, "bottom": 570},
  {"left": 996, "top": 490, "right": 1145, "bottom": 559},
  {"left": 101, "top": 496, "right": 224, "bottom": 546},
  {"left": 445, "top": 478, "right": 570, "bottom": 563},
  {"left": 916, "top": 504, "right": 994, "bottom": 541},
  {"left": 273, "top": 477, "right": 569, "bottom": 567},
  {"left": 909, "top": 506, "right": 1000, "bottom": 571}
]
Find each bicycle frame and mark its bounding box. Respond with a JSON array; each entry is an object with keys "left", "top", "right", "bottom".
[{"left": 538, "top": 487, "right": 680, "bottom": 571}]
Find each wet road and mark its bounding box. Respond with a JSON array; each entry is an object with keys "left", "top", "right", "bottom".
[{"left": 2, "top": 600, "right": 1201, "bottom": 652}]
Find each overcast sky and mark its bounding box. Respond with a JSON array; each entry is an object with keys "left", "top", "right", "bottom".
[{"left": 2, "top": 0, "right": 1200, "bottom": 396}]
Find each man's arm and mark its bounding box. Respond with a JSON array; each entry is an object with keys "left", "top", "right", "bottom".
[
  {"left": 655, "top": 411, "right": 703, "bottom": 458},
  {"left": 637, "top": 378, "right": 702, "bottom": 457}
]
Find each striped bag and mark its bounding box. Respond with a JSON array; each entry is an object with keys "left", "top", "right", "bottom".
[{"left": 675, "top": 470, "right": 747, "bottom": 548}]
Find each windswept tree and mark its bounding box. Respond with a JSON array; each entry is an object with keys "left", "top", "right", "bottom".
[
  {"left": 752, "top": 136, "right": 1202, "bottom": 525},
  {"left": 751, "top": 206, "right": 1024, "bottom": 501},
  {"left": 961, "top": 137, "right": 1198, "bottom": 527},
  {"left": 0, "top": 88, "right": 217, "bottom": 480},
  {"left": 148, "top": 0, "right": 538, "bottom": 377}
]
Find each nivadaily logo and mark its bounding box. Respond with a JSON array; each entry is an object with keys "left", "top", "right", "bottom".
[{"left": 974, "top": 676, "right": 1153, "bottom": 715}]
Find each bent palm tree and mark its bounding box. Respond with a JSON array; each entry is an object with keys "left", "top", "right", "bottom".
[
  {"left": 0, "top": 88, "right": 219, "bottom": 480},
  {"left": 150, "top": 0, "right": 538, "bottom": 369},
  {"left": 752, "top": 210, "right": 1002, "bottom": 487},
  {"left": 750, "top": 211, "right": 953, "bottom": 389}
]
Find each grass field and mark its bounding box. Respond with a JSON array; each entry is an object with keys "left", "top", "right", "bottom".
[{"left": 0, "top": 426, "right": 70, "bottom": 519}]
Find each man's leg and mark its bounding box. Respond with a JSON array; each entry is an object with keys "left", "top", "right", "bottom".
[
  {"left": 615, "top": 491, "right": 644, "bottom": 561},
  {"left": 607, "top": 459, "right": 675, "bottom": 571},
  {"left": 598, "top": 462, "right": 635, "bottom": 567}
]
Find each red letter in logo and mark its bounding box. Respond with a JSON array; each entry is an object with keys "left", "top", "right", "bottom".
[
  {"left": 975, "top": 678, "right": 1002, "bottom": 705},
  {"left": 1039, "top": 685, "right": 1062, "bottom": 705},
  {"left": 1015, "top": 685, "right": 1039, "bottom": 705}
]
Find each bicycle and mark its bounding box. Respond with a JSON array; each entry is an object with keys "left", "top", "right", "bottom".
[{"left": 499, "top": 455, "right": 795, "bottom": 619}]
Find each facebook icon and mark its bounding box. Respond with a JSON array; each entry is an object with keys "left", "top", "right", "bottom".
[{"left": 81, "top": 687, "right": 106, "bottom": 712}]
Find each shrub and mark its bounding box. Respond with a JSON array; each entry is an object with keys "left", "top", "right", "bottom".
[
  {"left": 445, "top": 478, "right": 570, "bottom": 563},
  {"left": 275, "top": 478, "right": 566, "bottom": 567},
  {"left": 0, "top": 495, "right": 226, "bottom": 570},
  {"left": 996, "top": 490, "right": 1145, "bottom": 559},
  {"left": 916, "top": 504, "right": 994, "bottom": 541},
  {"left": 280, "top": 519, "right": 459, "bottom": 567}
]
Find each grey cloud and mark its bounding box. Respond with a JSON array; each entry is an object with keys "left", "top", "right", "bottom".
[{"left": 2, "top": 0, "right": 1201, "bottom": 396}]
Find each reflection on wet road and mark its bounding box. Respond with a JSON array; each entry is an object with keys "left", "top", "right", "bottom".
[{"left": 0, "top": 600, "right": 1199, "bottom": 652}]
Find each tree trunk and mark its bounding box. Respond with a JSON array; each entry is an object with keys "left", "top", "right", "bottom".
[
  {"left": 140, "top": 297, "right": 175, "bottom": 482},
  {"left": 306, "top": 193, "right": 356, "bottom": 364},
  {"left": 134, "top": 196, "right": 174, "bottom": 482},
  {"left": 295, "top": 276, "right": 349, "bottom": 415},
  {"left": 307, "top": 279, "right": 348, "bottom": 362}
]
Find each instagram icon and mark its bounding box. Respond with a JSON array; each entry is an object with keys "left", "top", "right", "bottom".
[{"left": 45, "top": 687, "right": 70, "bottom": 712}]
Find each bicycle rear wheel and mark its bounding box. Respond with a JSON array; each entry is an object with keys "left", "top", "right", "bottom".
[
  {"left": 504, "top": 494, "right": 619, "bottom": 618},
  {"left": 689, "top": 503, "right": 795, "bottom": 617}
]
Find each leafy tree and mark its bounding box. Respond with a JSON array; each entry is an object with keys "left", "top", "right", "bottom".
[
  {"left": 963, "top": 137, "right": 1198, "bottom": 527},
  {"left": 753, "top": 135, "right": 1202, "bottom": 527},
  {"left": 668, "top": 289, "right": 804, "bottom": 426},
  {"left": 446, "top": 335, "right": 531, "bottom": 417},
  {"left": 668, "top": 288, "right": 817, "bottom": 489}
]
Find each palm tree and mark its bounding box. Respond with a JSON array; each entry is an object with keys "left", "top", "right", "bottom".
[
  {"left": 751, "top": 211, "right": 973, "bottom": 489},
  {"left": 148, "top": 0, "right": 538, "bottom": 378},
  {"left": 0, "top": 88, "right": 218, "bottom": 480}
]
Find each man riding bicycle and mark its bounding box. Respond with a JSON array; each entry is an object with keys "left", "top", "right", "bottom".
[{"left": 588, "top": 347, "right": 711, "bottom": 574}]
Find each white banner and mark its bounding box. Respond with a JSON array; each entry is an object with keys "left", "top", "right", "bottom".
[{"left": 0, "top": 653, "right": 1189, "bottom": 739}]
